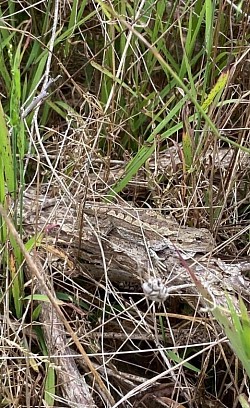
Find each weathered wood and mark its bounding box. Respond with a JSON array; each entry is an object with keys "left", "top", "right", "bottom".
[{"left": 23, "top": 193, "right": 250, "bottom": 309}]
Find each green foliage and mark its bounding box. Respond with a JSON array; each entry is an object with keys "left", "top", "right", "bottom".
[
  {"left": 211, "top": 296, "right": 250, "bottom": 378},
  {"left": 35, "top": 326, "right": 56, "bottom": 407},
  {"left": 44, "top": 365, "right": 56, "bottom": 407},
  {"left": 0, "top": 101, "right": 15, "bottom": 197},
  {"left": 239, "top": 394, "right": 250, "bottom": 408},
  {"left": 199, "top": 294, "right": 250, "bottom": 407}
]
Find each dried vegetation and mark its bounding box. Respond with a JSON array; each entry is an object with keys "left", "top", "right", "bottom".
[{"left": 0, "top": 0, "right": 250, "bottom": 407}]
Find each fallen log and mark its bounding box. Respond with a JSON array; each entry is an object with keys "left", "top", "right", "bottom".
[{"left": 23, "top": 191, "right": 250, "bottom": 310}]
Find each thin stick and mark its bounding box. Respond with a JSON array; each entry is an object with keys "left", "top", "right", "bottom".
[{"left": 0, "top": 203, "right": 114, "bottom": 406}]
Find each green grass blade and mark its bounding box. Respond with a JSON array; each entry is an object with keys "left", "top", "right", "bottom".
[
  {"left": 91, "top": 61, "right": 138, "bottom": 97},
  {"left": 211, "top": 297, "right": 250, "bottom": 379},
  {"left": 166, "top": 349, "right": 200, "bottom": 374},
  {"left": 35, "top": 326, "right": 56, "bottom": 407},
  {"left": 201, "top": 69, "right": 229, "bottom": 112},
  {"left": 0, "top": 101, "right": 15, "bottom": 196},
  {"left": 45, "top": 365, "right": 55, "bottom": 407},
  {"left": 205, "top": 0, "right": 214, "bottom": 54}
]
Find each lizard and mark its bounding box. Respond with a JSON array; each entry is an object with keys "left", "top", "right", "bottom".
[
  {"left": 83, "top": 203, "right": 215, "bottom": 257},
  {"left": 82, "top": 203, "right": 250, "bottom": 308},
  {"left": 82, "top": 203, "right": 216, "bottom": 302}
]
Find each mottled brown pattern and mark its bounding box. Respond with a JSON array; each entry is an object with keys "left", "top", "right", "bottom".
[{"left": 23, "top": 193, "right": 250, "bottom": 310}]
